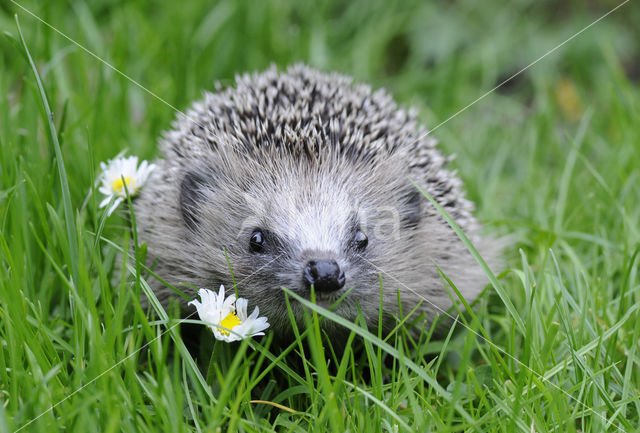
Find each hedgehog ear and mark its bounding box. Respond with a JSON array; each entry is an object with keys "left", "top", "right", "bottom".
[
  {"left": 180, "top": 168, "right": 216, "bottom": 232},
  {"left": 401, "top": 188, "right": 422, "bottom": 229}
]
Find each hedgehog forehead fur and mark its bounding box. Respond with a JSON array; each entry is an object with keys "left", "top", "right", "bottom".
[{"left": 134, "top": 64, "right": 497, "bottom": 336}]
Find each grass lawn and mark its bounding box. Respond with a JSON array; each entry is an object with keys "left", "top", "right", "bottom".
[{"left": 1, "top": 0, "right": 639, "bottom": 431}]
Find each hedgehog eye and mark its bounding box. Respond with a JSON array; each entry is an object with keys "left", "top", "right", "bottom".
[
  {"left": 249, "top": 230, "right": 266, "bottom": 253},
  {"left": 354, "top": 230, "right": 368, "bottom": 251}
]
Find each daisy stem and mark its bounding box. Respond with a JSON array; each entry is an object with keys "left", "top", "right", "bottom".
[{"left": 206, "top": 340, "right": 221, "bottom": 387}]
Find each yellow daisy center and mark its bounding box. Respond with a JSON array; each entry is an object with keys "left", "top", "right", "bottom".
[
  {"left": 111, "top": 176, "right": 136, "bottom": 194},
  {"left": 219, "top": 311, "right": 242, "bottom": 336}
]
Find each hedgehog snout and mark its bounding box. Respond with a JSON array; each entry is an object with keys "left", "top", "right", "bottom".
[{"left": 302, "top": 259, "right": 346, "bottom": 293}]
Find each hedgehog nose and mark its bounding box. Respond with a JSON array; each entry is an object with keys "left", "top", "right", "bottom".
[{"left": 303, "top": 259, "right": 346, "bottom": 293}]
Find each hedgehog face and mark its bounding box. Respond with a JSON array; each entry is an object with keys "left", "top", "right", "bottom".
[
  {"left": 175, "top": 157, "right": 420, "bottom": 326},
  {"left": 234, "top": 171, "right": 377, "bottom": 310}
]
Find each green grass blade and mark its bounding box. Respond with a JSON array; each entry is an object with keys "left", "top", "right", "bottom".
[
  {"left": 15, "top": 16, "right": 79, "bottom": 286},
  {"left": 410, "top": 178, "right": 526, "bottom": 333},
  {"left": 282, "top": 288, "right": 476, "bottom": 426}
]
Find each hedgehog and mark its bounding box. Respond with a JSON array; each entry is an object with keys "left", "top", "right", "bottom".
[{"left": 134, "top": 64, "right": 497, "bottom": 338}]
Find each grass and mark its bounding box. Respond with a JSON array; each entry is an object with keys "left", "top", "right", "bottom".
[{"left": 1, "top": 0, "right": 640, "bottom": 431}]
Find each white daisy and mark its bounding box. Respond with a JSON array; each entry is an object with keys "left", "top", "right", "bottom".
[
  {"left": 189, "top": 285, "right": 270, "bottom": 342},
  {"left": 98, "top": 155, "right": 156, "bottom": 215}
]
